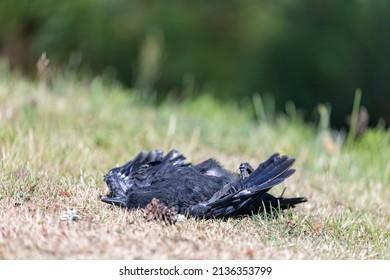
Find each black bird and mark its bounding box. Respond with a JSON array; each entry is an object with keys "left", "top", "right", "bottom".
[{"left": 101, "top": 150, "right": 306, "bottom": 219}]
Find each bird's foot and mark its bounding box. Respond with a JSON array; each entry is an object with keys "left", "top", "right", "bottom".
[{"left": 239, "top": 162, "right": 255, "bottom": 180}]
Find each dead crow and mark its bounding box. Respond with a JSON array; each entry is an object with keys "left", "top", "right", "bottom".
[{"left": 101, "top": 150, "right": 306, "bottom": 219}]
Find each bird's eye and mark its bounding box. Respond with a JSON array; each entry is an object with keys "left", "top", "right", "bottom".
[{"left": 142, "top": 164, "right": 150, "bottom": 168}]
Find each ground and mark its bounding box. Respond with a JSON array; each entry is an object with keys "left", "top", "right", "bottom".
[{"left": 0, "top": 62, "right": 389, "bottom": 259}]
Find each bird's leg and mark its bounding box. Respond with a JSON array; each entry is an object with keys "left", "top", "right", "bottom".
[{"left": 239, "top": 162, "right": 255, "bottom": 180}]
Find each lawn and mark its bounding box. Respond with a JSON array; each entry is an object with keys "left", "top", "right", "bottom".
[{"left": 0, "top": 61, "right": 389, "bottom": 259}]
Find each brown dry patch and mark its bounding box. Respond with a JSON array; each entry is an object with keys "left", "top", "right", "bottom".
[{"left": 0, "top": 186, "right": 314, "bottom": 259}]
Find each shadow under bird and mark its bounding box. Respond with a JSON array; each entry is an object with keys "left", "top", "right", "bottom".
[{"left": 101, "top": 150, "right": 307, "bottom": 219}]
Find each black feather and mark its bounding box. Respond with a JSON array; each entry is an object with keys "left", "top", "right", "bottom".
[{"left": 101, "top": 150, "right": 306, "bottom": 219}]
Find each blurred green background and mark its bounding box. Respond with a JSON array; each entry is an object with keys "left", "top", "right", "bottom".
[{"left": 1, "top": 0, "right": 389, "bottom": 127}]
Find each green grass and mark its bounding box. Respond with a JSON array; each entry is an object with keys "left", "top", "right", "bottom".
[{"left": 0, "top": 61, "right": 389, "bottom": 259}]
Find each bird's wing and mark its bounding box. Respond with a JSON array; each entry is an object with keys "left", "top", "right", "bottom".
[{"left": 102, "top": 150, "right": 186, "bottom": 206}]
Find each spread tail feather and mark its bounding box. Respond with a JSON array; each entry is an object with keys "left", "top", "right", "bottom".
[
  {"left": 190, "top": 154, "right": 301, "bottom": 218},
  {"left": 243, "top": 193, "right": 307, "bottom": 215}
]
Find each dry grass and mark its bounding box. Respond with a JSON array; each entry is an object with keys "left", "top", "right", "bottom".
[{"left": 0, "top": 61, "right": 389, "bottom": 259}]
